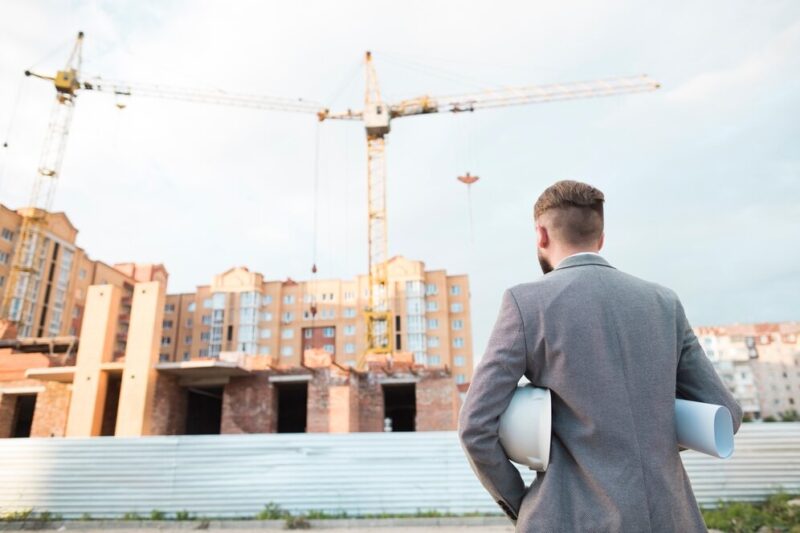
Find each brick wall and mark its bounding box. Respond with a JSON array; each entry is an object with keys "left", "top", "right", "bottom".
[
  {"left": 357, "top": 373, "right": 384, "bottom": 432},
  {"left": 0, "top": 378, "right": 72, "bottom": 438},
  {"left": 0, "top": 393, "right": 14, "bottom": 438},
  {"left": 30, "top": 382, "right": 71, "bottom": 437},
  {"left": 349, "top": 378, "right": 360, "bottom": 431},
  {"left": 221, "top": 373, "right": 276, "bottom": 434},
  {"left": 416, "top": 372, "right": 457, "bottom": 431},
  {"left": 150, "top": 374, "right": 187, "bottom": 435},
  {"left": 307, "top": 372, "right": 329, "bottom": 433}
]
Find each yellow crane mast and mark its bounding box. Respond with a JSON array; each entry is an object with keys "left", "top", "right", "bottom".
[
  {"left": 2, "top": 33, "right": 85, "bottom": 335},
  {"left": 318, "top": 51, "right": 660, "bottom": 370},
  {"left": 1, "top": 32, "right": 322, "bottom": 336}
]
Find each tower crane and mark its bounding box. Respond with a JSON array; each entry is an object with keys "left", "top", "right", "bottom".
[
  {"left": 4, "top": 33, "right": 660, "bottom": 375},
  {"left": 1, "top": 32, "right": 322, "bottom": 336},
  {"left": 318, "top": 51, "right": 660, "bottom": 369}
]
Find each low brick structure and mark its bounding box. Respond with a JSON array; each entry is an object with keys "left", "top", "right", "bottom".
[
  {"left": 1, "top": 347, "right": 461, "bottom": 438},
  {"left": 0, "top": 281, "right": 463, "bottom": 438}
]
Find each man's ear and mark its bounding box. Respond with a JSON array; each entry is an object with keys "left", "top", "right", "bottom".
[
  {"left": 536, "top": 224, "right": 549, "bottom": 249},
  {"left": 598, "top": 232, "right": 605, "bottom": 251}
]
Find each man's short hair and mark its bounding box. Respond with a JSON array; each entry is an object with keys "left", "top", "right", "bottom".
[{"left": 534, "top": 180, "right": 605, "bottom": 246}]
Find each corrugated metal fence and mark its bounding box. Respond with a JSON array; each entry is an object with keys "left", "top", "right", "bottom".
[{"left": 1, "top": 423, "right": 798, "bottom": 518}]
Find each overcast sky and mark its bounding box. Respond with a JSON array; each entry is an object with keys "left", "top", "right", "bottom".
[{"left": 0, "top": 1, "right": 798, "bottom": 362}]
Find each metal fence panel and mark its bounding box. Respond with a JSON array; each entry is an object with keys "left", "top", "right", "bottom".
[{"left": 1, "top": 423, "right": 798, "bottom": 518}]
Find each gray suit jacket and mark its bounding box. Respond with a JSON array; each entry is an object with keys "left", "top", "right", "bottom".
[{"left": 457, "top": 253, "right": 743, "bottom": 532}]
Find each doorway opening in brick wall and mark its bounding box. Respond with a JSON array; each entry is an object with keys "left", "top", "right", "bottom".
[
  {"left": 185, "top": 386, "right": 223, "bottom": 434},
  {"left": 383, "top": 383, "right": 416, "bottom": 432},
  {"left": 11, "top": 394, "right": 37, "bottom": 438},
  {"left": 276, "top": 382, "right": 307, "bottom": 433},
  {"left": 100, "top": 374, "right": 121, "bottom": 436}
]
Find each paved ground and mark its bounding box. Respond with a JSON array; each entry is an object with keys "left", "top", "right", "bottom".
[
  {"left": 0, "top": 518, "right": 515, "bottom": 532},
  {"left": 50, "top": 524, "right": 514, "bottom": 533}
]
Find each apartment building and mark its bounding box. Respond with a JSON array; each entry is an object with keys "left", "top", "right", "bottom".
[
  {"left": 159, "top": 256, "right": 475, "bottom": 385},
  {"left": 695, "top": 322, "right": 800, "bottom": 419},
  {"left": 0, "top": 204, "right": 167, "bottom": 343}
]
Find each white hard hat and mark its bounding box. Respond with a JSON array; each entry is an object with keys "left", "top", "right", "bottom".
[{"left": 498, "top": 385, "right": 552, "bottom": 471}]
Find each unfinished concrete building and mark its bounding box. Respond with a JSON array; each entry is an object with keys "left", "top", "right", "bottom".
[
  {"left": 0, "top": 279, "right": 460, "bottom": 437},
  {"left": 0, "top": 204, "right": 470, "bottom": 438}
]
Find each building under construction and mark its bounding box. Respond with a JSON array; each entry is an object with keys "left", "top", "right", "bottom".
[
  {"left": 0, "top": 32, "right": 660, "bottom": 441},
  {"left": 0, "top": 206, "right": 471, "bottom": 438}
]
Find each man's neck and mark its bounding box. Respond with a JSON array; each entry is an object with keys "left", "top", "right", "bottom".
[{"left": 553, "top": 249, "right": 601, "bottom": 268}]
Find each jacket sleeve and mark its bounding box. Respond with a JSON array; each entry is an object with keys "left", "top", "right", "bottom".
[
  {"left": 457, "top": 288, "right": 528, "bottom": 523},
  {"left": 674, "top": 296, "right": 744, "bottom": 434}
]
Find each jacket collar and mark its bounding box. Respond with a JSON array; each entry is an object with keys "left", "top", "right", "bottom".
[{"left": 553, "top": 252, "right": 615, "bottom": 271}]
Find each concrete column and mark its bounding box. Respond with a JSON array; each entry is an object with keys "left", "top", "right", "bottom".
[
  {"left": 328, "top": 384, "right": 351, "bottom": 433},
  {"left": 66, "top": 285, "right": 121, "bottom": 437},
  {"left": 115, "top": 281, "right": 165, "bottom": 436}
]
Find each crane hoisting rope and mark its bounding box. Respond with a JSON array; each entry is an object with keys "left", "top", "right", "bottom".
[
  {"left": 0, "top": 76, "right": 28, "bottom": 189},
  {"left": 458, "top": 172, "right": 480, "bottom": 242},
  {"left": 308, "top": 120, "right": 322, "bottom": 322}
]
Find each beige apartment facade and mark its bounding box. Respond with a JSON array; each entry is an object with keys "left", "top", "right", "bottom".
[
  {"left": 0, "top": 204, "right": 167, "bottom": 344},
  {"left": 159, "top": 256, "right": 475, "bottom": 385},
  {"left": 696, "top": 322, "right": 800, "bottom": 419}
]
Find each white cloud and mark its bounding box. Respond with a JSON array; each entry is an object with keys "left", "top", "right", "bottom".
[{"left": 666, "top": 19, "right": 800, "bottom": 104}]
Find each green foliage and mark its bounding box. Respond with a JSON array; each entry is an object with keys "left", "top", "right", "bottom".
[
  {"left": 122, "top": 511, "right": 142, "bottom": 520},
  {"left": 80, "top": 512, "right": 92, "bottom": 521},
  {"left": 763, "top": 415, "right": 778, "bottom": 422},
  {"left": 175, "top": 510, "right": 192, "bottom": 520},
  {"left": 780, "top": 409, "right": 799, "bottom": 422},
  {"left": 256, "top": 502, "right": 290, "bottom": 520},
  {"left": 150, "top": 509, "right": 165, "bottom": 520},
  {"left": 414, "top": 509, "right": 447, "bottom": 517},
  {"left": 285, "top": 514, "right": 311, "bottom": 529},
  {"left": 36, "top": 511, "right": 61, "bottom": 521},
  {"left": 0, "top": 508, "right": 34, "bottom": 522},
  {"left": 304, "top": 509, "right": 349, "bottom": 519},
  {"left": 702, "top": 492, "right": 800, "bottom": 532}
]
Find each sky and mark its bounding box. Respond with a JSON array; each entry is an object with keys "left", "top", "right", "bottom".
[{"left": 0, "top": 1, "right": 798, "bottom": 364}]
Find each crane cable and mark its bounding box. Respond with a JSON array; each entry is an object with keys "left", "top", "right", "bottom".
[
  {"left": 0, "top": 76, "right": 28, "bottom": 191},
  {"left": 1, "top": 35, "right": 77, "bottom": 192},
  {"left": 308, "top": 120, "right": 321, "bottom": 326}
]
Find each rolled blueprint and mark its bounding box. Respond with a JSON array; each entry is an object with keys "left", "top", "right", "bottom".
[
  {"left": 674, "top": 398, "right": 734, "bottom": 458},
  {"left": 499, "top": 387, "right": 735, "bottom": 471}
]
